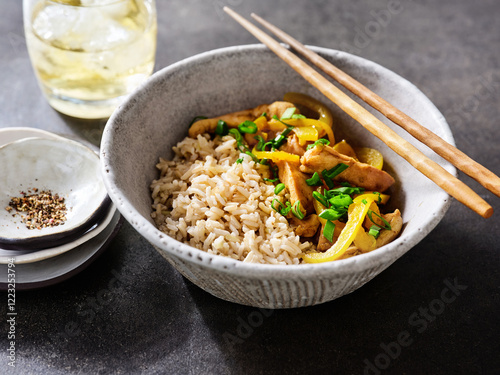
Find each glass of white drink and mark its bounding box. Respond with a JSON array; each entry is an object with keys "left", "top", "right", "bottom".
[{"left": 23, "top": 0, "right": 157, "bottom": 119}]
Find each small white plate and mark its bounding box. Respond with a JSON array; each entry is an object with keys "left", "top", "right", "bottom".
[
  {"left": 0, "top": 204, "right": 116, "bottom": 264},
  {"left": 0, "top": 136, "right": 110, "bottom": 250},
  {"left": 0, "top": 127, "right": 122, "bottom": 290}
]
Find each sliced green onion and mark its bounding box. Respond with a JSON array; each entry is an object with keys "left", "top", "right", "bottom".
[
  {"left": 271, "top": 199, "right": 293, "bottom": 216},
  {"left": 323, "top": 220, "right": 336, "bottom": 242},
  {"left": 306, "top": 138, "right": 330, "bottom": 151},
  {"left": 361, "top": 199, "right": 368, "bottom": 205},
  {"left": 254, "top": 135, "right": 266, "bottom": 151},
  {"left": 274, "top": 183, "right": 286, "bottom": 195},
  {"left": 215, "top": 120, "right": 229, "bottom": 136},
  {"left": 312, "top": 191, "right": 329, "bottom": 208},
  {"left": 238, "top": 121, "right": 258, "bottom": 134},
  {"left": 292, "top": 114, "right": 306, "bottom": 119},
  {"left": 235, "top": 158, "right": 243, "bottom": 164},
  {"left": 228, "top": 128, "right": 249, "bottom": 153},
  {"left": 292, "top": 200, "right": 305, "bottom": 219},
  {"left": 368, "top": 225, "right": 381, "bottom": 238},
  {"left": 280, "top": 107, "right": 297, "bottom": 120},
  {"left": 367, "top": 210, "right": 392, "bottom": 230},
  {"left": 273, "top": 125, "right": 294, "bottom": 149},
  {"left": 263, "top": 141, "right": 275, "bottom": 151},
  {"left": 229, "top": 128, "right": 243, "bottom": 143},
  {"left": 306, "top": 172, "right": 323, "bottom": 186},
  {"left": 327, "top": 186, "right": 364, "bottom": 196},
  {"left": 321, "top": 169, "right": 336, "bottom": 189},
  {"left": 325, "top": 163, "right": 349, "bottom": 179},
  {"left": 373, "top": 191, "right": 382, "bottom": 204},
  {"left": 260, "top": 112, "right": 267, "bottom": 117},
  {"left": 271, "top": 199, "right": 284, "bottom": 213},
  {"left": 329, "top": 194, "right": 353, "bottom": 209},
  {"left": 281, "top": 201, "right": 293, "bottom": 216},
  {"left": 245, "top": 151, "right": 259, "bottom": 163},
  {"left": 189, "top": 115, "right": 208, "bottom": 126},
  {"left": 319, "top": 208, "right": 345, "bottom": 221}
]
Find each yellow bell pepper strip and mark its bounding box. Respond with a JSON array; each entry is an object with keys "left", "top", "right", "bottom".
[
  {"left": 292, "top": 126, "right": 319, "bottom": 145},
  {"left": 283, "top": 92, "right": 334, "bottom": 128},
  {"left": 332, "top": 140, "right": 358, "bottom": 160},
  {"left": 268, "top": 118, "right": 335, "bottom": 144},
  {"left": 254, "top": 115, "right": 268, "bottom": 131},
  {"left": 355, "top": 147, "right": 384, "bottom": 170},
  {"left": 251, "top": 147, "right": 300, "bottom": 163},
  {"left": 303, "top": 195, "right": 375, "bottom": 263}
]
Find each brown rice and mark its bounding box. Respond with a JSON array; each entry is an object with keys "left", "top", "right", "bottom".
[{"left": 150, "top": 134, "right": 318, "bottom": 265}]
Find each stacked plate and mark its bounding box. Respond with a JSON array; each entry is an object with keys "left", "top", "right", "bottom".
[{"left": 0, "top": 128, "right": 122, "bottom": 290}]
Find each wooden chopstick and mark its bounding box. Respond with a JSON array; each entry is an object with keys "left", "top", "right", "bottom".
[
  {"left": 251, "top": 12, "right": 500, "bottom": 200},
  {"left": 223, "top": 7, "right": 493, "bottom": 218}
]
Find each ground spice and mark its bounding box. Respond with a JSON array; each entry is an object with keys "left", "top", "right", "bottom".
[{"left": 6, "top": 189, "right": 67, "bottom": 230}]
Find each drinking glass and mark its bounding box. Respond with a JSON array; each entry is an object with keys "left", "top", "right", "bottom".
[{"left": 23, "top": 0, "right": 157, "bottom": 119}]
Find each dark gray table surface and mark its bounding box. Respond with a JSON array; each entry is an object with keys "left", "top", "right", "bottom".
[{"left": 1, "top": 0, "right": 499, "bottom": 374}]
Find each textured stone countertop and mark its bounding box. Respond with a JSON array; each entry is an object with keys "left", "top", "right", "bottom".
[{"left": 1, "top": 0, "right": 499, "bottom": 374}]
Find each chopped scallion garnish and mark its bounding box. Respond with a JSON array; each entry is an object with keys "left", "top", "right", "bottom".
[
  {"left": 321, "top": 169, "right": 336, "bottom": 189},
  {"left": 274, "top": 183, "right": 286, "bottom": 195},
  {"left": 367, "top": 210, "right": 392, "bottom": 230},
  {"left": 254, "top": 135, "right": 266, "bottom": 151},
  {"left": 281, "top": 201, "right": 292, "bottom": 216},
  {"left": 325, "top": 163, "right": 349, "bottom": 179},
  {"left": 312, "top": 191, "right": 329, "bottom": 208},
  {"left": 235, "top": 158, "right": 243, "bottom": 164},
  {"left": 306, "top": 172, "right": 322, "bottom": 186},
  {"left": 368, "top": 225, "right": 381, "bottom": 238},
  {"left": 292, "top": 114, "right": 306, "bottom": 119},
  {"left": 292, "top": 200, "right": 305, "bottom": 219},
  {"left": 328, "top": 194, "right": 353, "bottom": 209},
  {"left": 323, "top": 220, "right": 336, "bottom": 242},
  {"left": 245, "top": 151, "right": 259, "bottom": 163},
  {"left": 215, "top": 120, "right": 229, "bottom": 136},
  {"left": 238, "top": 121, "right": 258, "bottom": 134},
  {"left": 280, "top": 107, "right": 297, "bottom": 120},
  {"left": 271, "top": 198, "right": 284, "bottom": 213},
  {"left": 306, "top": 138, "right": 330, "bottom": 151},
  {"left": 361, "top": 199, "right": 368, "bottom": 205},
  {"left": 319, "top": 208, "right": 345, "bottom": 221}
]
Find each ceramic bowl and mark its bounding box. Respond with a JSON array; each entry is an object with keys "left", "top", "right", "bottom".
[
  {"left": 0, "top": 137, "right": 111, "bottom": 250},
  {"left": 101, "top": 44, "right": 455, "bottom": 308}
]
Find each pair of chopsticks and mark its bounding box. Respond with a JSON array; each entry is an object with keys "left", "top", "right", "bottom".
[{"left": 223, "top": 7, "right": 500, "bottom": 218}]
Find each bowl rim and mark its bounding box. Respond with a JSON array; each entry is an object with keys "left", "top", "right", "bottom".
[{"left": 102, "top": 43, "right": 455, "bottom": 278}]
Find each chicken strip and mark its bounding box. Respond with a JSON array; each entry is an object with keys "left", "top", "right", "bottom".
[
  {"left": 376, "top": 209, "right": 403, "bottom": 247},
  {"left": 188, "top": 101, "right": 296, "bottom": 138},
  {"left": 282, "top": 133, "right": 307, "bottom": 157},
  {"left": 276, "top": 160, "right": 315, "bottom": 216},
  {"left": 289, "top": 214, "right": 320, "bottom": 237},
  {"left": 300, "top": 145, "right": 395, "bottom": 192}
]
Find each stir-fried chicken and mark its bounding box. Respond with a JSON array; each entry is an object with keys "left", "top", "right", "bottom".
[
  {"left": 300, "top": 145, "right": 395, "bottom": 192},
  {"left": 189, "top": 101, "right": 296, "bottom": 138},
  {"left": 276, "top": 160, "right": 315, "bottom": 215}
]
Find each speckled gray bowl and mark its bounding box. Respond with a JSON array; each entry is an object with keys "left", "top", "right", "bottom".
[{"left": 101, "top": 44, "right": 455, "bottom": 308}]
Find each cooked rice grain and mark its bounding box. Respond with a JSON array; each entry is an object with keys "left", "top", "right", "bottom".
[{"left": 150, "top": 134, "right": 315, "bottom": 265}]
